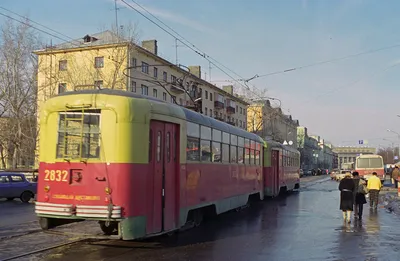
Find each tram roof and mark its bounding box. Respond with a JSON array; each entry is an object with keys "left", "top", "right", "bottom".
[{"left": 57, "top": 89, "right": 264, "bottom": 143}]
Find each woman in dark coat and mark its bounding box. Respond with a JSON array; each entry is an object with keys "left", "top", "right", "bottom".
[
  {"left": 339, "top": 173, "right": 356, "bottom": 223},
  {"left": 352, "top": 172, "right": 368, "bottom": 220}
]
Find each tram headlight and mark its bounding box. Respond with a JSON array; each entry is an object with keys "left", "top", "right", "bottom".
[
  {"left": 105, "top": 187, "right": 112, "bottom": 194},
  {"left": 44, "top": 185, "right": 50, "bottom": 192}
]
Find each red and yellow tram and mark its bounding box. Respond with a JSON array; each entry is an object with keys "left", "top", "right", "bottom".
[{"left": 35, "top": 89, "right": 300, "bottom": 240}]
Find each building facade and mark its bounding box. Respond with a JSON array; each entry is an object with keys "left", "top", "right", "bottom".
[
  {"left": 297, "top": 126, "right": 336, "bottom": 171},
  {"left": 247, "top": 100, "right": 299, "bottom": 147},
  {"left": 333, "top": 146, "right": 376, "bottom": 169}
]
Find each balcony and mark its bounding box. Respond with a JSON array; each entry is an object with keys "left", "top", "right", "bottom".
[
  {"left": 170, "top": 83, "right": 185, "bottom": 94},
  {"left": 214, "top": 100, "right": 224, "bottom": 109},
  {"left": 226, "top": 106, "right": 235, "bottom": 114}
]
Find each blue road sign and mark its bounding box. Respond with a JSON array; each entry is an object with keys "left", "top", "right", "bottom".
[{"left": 359, "top": 140, "right": 363, "bottom": 144}]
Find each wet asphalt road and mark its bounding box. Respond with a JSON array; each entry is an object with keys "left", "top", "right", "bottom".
[{"left": 3, "top": 176, "right": 400, "bottom": 261}]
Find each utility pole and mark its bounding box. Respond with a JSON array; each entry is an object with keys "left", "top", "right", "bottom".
[
  {"left": 209, "top": 61, "right": 212, "bottom": 81},
  {"left": 175, "top": 38, "right": 178, "bottom": 65},
  {"left": 114, "top": 0, "right": 119, "bottom": 36}
]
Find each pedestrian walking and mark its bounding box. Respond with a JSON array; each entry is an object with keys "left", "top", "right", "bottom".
[
  {"left": 367, "top": 172, "right": 382, "bottom": 209},
  {"left": 391, "top": 165, "right": 399, "bottom": 188},
  {"left": 339, "top": 173, "right": 355, "bottom": 223},
  {"left": 352, "top": 172, "right": 368, "bottom": 220}
]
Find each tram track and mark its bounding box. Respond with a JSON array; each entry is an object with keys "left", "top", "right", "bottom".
[{"left": 0, "top": 237, "right": 89, "bottom": 261}]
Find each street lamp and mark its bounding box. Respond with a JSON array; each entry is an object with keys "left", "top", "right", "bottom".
[{"left": 387, "top": 129, "right": 400, "bottom": 160}]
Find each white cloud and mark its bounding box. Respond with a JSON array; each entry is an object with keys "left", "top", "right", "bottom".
[{"left": 113, "top": 0, "right": 214, "bottom": 34}]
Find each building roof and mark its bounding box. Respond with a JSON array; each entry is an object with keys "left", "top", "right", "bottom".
[{"left": 35, "top": 30, "right": 128, "bottom": 52}]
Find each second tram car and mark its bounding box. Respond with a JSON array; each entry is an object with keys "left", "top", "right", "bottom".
[{"left": 35, "top": 89, "right": 300, "bottom": 240}]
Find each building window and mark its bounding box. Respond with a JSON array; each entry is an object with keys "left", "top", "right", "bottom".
[
  {"left": 141, "top": 84, "right": 148, "bottom": 95},
  {"left": 205, "top": 90, "right": 208, "bottom": 99},
  {"left": 163, "top": 92, "right": 167, "bottom": 101},
  {"left": 142, "top": 62, "right": 149, "bottom": 74},
  {"left": 240, "top": 107, "right": 242, "bottom": 114},
  {"left": 205, "top": 107, "right": 208, "bottom": 116},
  {"left": 210, "top": 109, "right": 212, "bottom": 117},
  {"left": 131, "top": 58, "right": 137, "bottom": 68},
  {"left": 236, "top": 119, "right": 238, "bottom": 126},
  {"left": 210, "top": 93, "right": 213, "bottom": 101},
  {"left": 171, "top": 75, "right": 177, "bottom": 84},
  {"left": 240, "top": 120, "right": 242, "bottom": 128},
  {"left": 179, "top": 98, "right": 183, "bottom": 105},
  {"left": 59, "top": 60, "right": 67, "bottom": 71},
  {"left": 153, "top": 88, "right": 158, "bottom": 97},
  {"left": 94, "top": 80, "right": 103, "bottom": 89},
  {"left": 171, "top": 95, "right": 176, "bottom": 103},
  {"left": 94, "top": 57, "right": 104, "bottom": 68},
  {"left": 163, "top": 71, "right": 167, "bottom": 81},
  {"left": 58, "top": 83, "right": 66, "bottom": 93},
  {"left": 129, "top": 81, "right": 136, "bottom": 92},
  {"left": 154, "top": 67, "right": 158, "bottom": 78}
]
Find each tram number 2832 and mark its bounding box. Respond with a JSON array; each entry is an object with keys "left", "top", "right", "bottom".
[{"left": 43, "top": 170, "right": 69, "bottom": 182}]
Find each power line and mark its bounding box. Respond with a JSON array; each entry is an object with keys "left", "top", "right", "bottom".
[
  {"left": 302, "top": 61, "right": 400, "bottom": 103},
  {"left": 0, "top": 11, "right": 71, "bottom": 43},
  {"left": 121, "top": 0, "right": 264, "bottom": 96},
  {"left": 251, "top": 43, "right": 400, "bottom": 80}
]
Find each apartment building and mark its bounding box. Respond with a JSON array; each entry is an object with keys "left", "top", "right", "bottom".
[
  {"left": 247, "top": 99, "right": 299, "bottom": 147},
  {"left": 34, "top": 30, "right": 248, "bottom": 130}
]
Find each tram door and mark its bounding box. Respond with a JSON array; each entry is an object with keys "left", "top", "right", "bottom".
[
  {"left": 271, "top": 150, "right": 280, "bottom": 197},
  {"left": 149, "top": 121, "right": 178, "bottom": 234}
]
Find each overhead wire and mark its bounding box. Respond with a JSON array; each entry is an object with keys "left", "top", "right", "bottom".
[{"left": 121, "top": 0, "right": 267, "bottom": 99}]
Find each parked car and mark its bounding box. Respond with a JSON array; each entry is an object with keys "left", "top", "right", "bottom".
[
  {"left": 0, "top": 172, "right": 37, "bottom": 202},
  {"left": 299, "top": 169, "right": 304, "bottom": 177},
  {"left": 330, "top": 169, "right": 340, "bottom": 180}
]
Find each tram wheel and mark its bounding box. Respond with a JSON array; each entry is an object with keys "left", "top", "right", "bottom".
[
  {"left": 99, "top": 221, "right": 118, "bottom": 235},
  {"left": 39, "top": 217, "right": 56, "bottom": 230}
]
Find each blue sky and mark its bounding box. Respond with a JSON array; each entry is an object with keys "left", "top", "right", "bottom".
[{"left": 1, "top": 0, "right": 400, "bottom": 148}]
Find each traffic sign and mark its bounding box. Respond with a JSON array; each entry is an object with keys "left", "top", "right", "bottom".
[{"left": 359, "top": 140, "right": 363, "bottom": 144}]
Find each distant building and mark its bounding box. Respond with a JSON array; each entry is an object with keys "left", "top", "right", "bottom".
[
  {"left": 297, "top": 126, "right": 336, "bottom": 171},
  {"left": 247, "top": 99, "right": 299, "bottom": 147},
  {"left": 333, "top": 146, "right": 376, "bottom": 169}
]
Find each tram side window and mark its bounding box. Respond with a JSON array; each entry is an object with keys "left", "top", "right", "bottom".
[
  {"left": 222, "top": 143, "right": 230, "bottom": 163},
  {"left": 187, "top": 137, "right": 200, "bottom": 161},
  {"left": 238, "top": 147, "right": 244, "bottom": 164},
  {"left": 212, "top": 142, "right": 221, "bottom": 162},
  {"left": 244, "top": 139, "right": 251, "bottom": 165},
  {"left": 200, "top": 126, "right": 212, "bottom": 162},
  {"left": 230, "top": 145, "right": 237, "bottom": 163},
  {"left": 238, "top": 137, "right": 244, "bottom": 164},
  {"left": 200, "top": 140, "right": 211, "bottom": 162}
]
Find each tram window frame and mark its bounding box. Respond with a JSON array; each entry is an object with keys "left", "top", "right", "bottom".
[
  {"left": 238, "top": 147, "right": 244, "bottom": 164},
  {"left": 186, "top": 136, "right": 200, "bottom": 161},
  {"left": 187, "top": 122, "right": 200, "bottom": 138},
  {"left": 212, "top": 141, "right": 221, "bottom": 162},
  {"left": 230, "top": 145, "right": 237, "bottom": 163},
  {"left": 222, "top": 132, "right": 230, "bottom": 144},
  {"left": 200, "top": 139, "right": 212, "bottom": 162},
  {"left": 212, "top": 129, "right": 222, "bottom": 142},
  {"left": 222, "top": 143, "right": 230, "bottom": 163},
  {"left": 166, "top": 132, "right": 171, "bottom": 163},
  {"left": 231, "top": 134, "right": 238, "bottom": 146}
]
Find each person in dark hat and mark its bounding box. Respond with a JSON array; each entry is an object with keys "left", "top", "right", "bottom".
[
  {"left": 352, "top": 172, "right": 368, "bottom": 220},
  {"left": 339, "top": 172, "right": 356, "bottom": 223}
]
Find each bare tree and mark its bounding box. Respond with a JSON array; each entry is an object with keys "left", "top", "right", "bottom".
[{"left": 0, "top": 17, "right": 40, "bottom": 169}]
